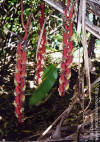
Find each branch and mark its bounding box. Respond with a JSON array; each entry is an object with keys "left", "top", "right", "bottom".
[
  {"left": 85, "top": 18, "right": 100, "bottom": 39},
  {"left": 82, "top": 0, "right": 91, "bottom": 111},
  {"left": 43, "top": 0, "right": 64, "bottom": 13},
  {"left": 86, "top": 25, "right": 100, "bottom": 40},
  {"left": 88, "top": 0, "right": 100, "bottom": 6}
]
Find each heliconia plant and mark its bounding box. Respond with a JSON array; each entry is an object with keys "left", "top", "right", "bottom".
[{"left": 14, "top": 0, "right": 74, "bottom": 122}]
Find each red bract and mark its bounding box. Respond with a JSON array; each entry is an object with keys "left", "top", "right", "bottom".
[
  {"left": 65, "top": 56, "right": 72, "bottom": 66},
  {"left": 40, "top": 47, "right": 45, "bottom": 54},
  {"left": 21, "top": 51, "right": 27, "bottom": 64},
  {"left": 61, "top": 62, "right": 66, "bottom": 70},
  {"left": 17, "top": 43, "right": 22, "bottom": 54},
  {"left": 68, "top": 41, "right": 73, "bottom": 53},
  {"left": 16, "top": 106, "right": 22, "bottom": 115},
  {"left": 59, "top": 84, "right": 64, "bottom": 94},
  {"left": 15, "top": 85, "right": 21, "bottom": 95},
  {"left": 35, "top": 72, "right": 41, "bottom": 80},
  {"left": 60, "top": 74, "right": 65, "bottom": 83},
  {"left": 15, "top": 95, "right": 21, "bottom": 106},
  {"left": 65, "top": 68, "right": 70, "bottom": 76},
  {"left": 63, "top": 32, "right": 68, "bottom": 44},
  {"left": 21, "top": 69, "right": 26, "bottom": 78},
  {"left": 69, "top": 5, "right": 74, "bottom": 19},
  {"left": 59, "top": 0, "right": 73, "bottom": 96},
  {"left": 16, "top": 58, "right": 22, "bottom": 65},
  {"left": 15, "top": 106, "right": 23, "bottom": 123},
  {"left": 20, "top": 78, "right": 25, "bottom": 89},
  {"left": 36, "top": 61, "right": 44, "bottom": 70},
  {"left": 64, "top": 79, "right": 69, "bottom": 87},
  {"left": 63, "top": 48, "right": 68, "bottom": 58},
  {"left": 15, "top": 72, "right": 21, "bottom": 84},
  {"left": 68, "top": 24, "right": 73, "bottom": 37}
]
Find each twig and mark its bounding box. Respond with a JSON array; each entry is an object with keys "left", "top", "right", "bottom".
[
  {"left": 49, "top": 25, "right": 62, "bottom": 35},
  {"left": 86, "top": 26, "right": 100, "bottom": 40},
  {"left": 91, "top": 76, "right": 100, "bottom": 87},
  {"left": 77, "top": 0, "right": 82, "bottom": 35}
]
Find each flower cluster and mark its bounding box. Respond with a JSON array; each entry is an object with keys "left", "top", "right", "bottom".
[
  {"left": 35, "top": 2, "right": 46, "bottom": 85},
  {"left": 14, "top": 0, "right": 31, "bottom": 123},
  {"left": 14, "top": 41, "right": 27, "bottom": 123},
  {"left": 59, "top": 0, "right": 74, "bottom": 96}
]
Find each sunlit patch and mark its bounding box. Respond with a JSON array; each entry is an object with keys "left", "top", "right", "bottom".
[
  {"left": 73, "top": 48, "right": 83, "bottom": 63},
  {"left": 0, "top": 116, "right": 2, "bottom": 121},
  {"left": 49, "top": 52, "right": 62, "bottom": 64},
  {"left": 29, "top": 81, "right": 36, "bottom": 88}
]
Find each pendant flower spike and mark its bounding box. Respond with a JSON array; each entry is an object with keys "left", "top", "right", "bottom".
[
  {"left": 35, "top": 1, "right": 46, "bottom": 85},
  {"left": 59, "top": 0, "right": 74, "bottom": 96}
]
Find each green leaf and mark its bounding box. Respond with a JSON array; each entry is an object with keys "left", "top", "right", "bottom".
[{"left": 29, "top": 64, "right": 58, "bottom": 107}]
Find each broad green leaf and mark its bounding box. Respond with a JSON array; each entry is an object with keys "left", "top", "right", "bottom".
[
  {"left": 42, "top": 64, "right": 57, "bottom": 80},
  {"left": 29, "top": 64, "right": 58, "bottom": 107}
]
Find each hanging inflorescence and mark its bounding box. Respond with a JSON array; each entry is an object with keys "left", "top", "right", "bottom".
[
  {"left": 35, "top": 1, "right": 46, "bottom": 85},
  {"left": 14, "top": 41, "right": 27, "bottom": 123},
  {"left": 59, "top": 0, "right": 74, "bottom": 96},
  {"left": 14, "top": 0, "right": 31, "bottom": 123}
]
